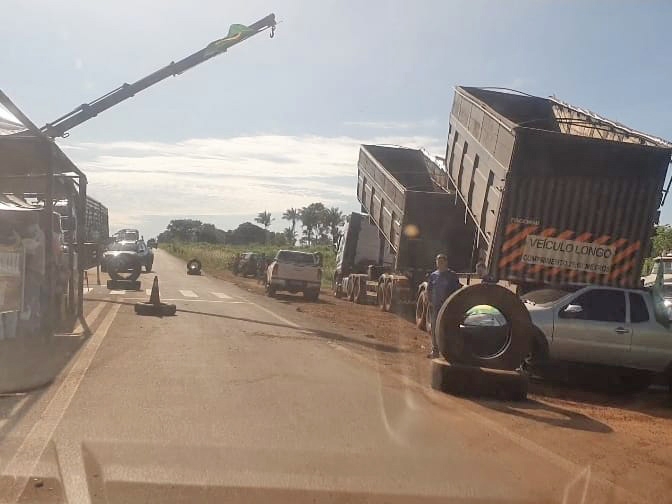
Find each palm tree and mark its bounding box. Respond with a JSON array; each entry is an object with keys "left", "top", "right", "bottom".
[
  {"left": 283, "top": 227, "right": 297, "bottom": 246},
  {"left": 323, "top": 207, "right": 345, "bottom": 247},
  {"left": 299, "top": 204, "right": 323, "bottom": 246},
  {"left": 282, "top": 208, "right": 300, "bottom": 235},
  {"left": 255, "top": 211, "right": 273, "bottom": 230},
  {"left": 255, "top": 211, "right": 273, "bottom": 243}
]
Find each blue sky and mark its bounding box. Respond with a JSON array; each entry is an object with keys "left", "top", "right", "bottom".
[{"left": 3, "top": 1, "right": 672, "bottom": 237}]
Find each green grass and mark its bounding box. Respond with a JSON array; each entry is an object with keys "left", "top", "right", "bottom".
[{"left": 160, "top": 242, "right": 336, "bottom": 287}]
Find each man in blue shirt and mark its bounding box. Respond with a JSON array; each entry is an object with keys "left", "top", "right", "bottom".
[{"left": 426, "top": 254, "right": 461, "bottom": 358}]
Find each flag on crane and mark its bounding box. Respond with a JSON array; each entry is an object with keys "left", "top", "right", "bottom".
[{"left": 205, "top": 24, "right": 255, "bottom": 57}]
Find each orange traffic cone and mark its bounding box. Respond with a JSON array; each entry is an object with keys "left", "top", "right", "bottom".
[
  {"left": 149, "top": 276, "right": 161, "bottom": 305},
  {"left": 135, "top": 275, "right": 176, "bottom": 316}
]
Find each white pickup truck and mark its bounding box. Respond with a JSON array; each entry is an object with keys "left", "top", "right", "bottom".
[
  {"left": 522, "top": 285, "right": 672, "bottom": 390},
  {"left": 266, "top": 250, "right": 322, "bottom": 301}
]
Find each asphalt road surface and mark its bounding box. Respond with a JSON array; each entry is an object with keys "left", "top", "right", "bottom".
[{"left": 0, "top": 250, "right": 641, "bottom": 503}]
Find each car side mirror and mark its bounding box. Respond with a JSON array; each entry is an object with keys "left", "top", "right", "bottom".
[{"left": 563, "top": 304, "right": 583, "bottom": 318}]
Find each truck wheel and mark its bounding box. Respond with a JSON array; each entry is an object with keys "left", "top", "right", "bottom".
[
  {"left": 332, "top": 277, "right": 343, "bottom": 298},
  {"left": 146, "top": 262, "right": 153, "bottom": 273},
  {"left": 346, "top": 278, "right": 355, "bottom": 302},
  {"left": 377, "top": 283, "right": 386, "bottom": 311},
  {"left": 383, "top": 283, "right": 394, "bottom": 313},
  {"left": 265, "top": 282, "right": 276, "bottom": 297},
  {"left": 436, "top": 283, "right": 532, "bottom": 371},
  {"left": 353, "top": 278, "right": 363, "bottom": 304},
  {"left": 416, "top": 290, "right": 428, "bottom": 329}
]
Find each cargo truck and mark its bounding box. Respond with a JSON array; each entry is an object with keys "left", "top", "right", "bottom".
[
  {"left": 332, "top": 145, "right": 477, "bottom": 315},
  {"left": 432, "top": 86, "right": 672, "bottom": 370}
]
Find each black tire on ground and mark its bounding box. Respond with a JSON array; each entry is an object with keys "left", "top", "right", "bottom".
[
  {"left": 107, "top": 279, "right": 141, "bottom": 291},
  {"left": 146, "top": 262, "right": 153, "bottom": 273},
  {"left": 265, "top": 282, "right": 276, "bottom": 297},
  {"left": 416, "top": 290, "right": 428, "bottom": 329},
  {"left": 377, "top": 283, "right": 386, "bottom": 311},
  {"left": 346, "top": 277, "right": 355, "bottom": 302},
  {"left": 383, "top": 282, "right": 394, "bottom": 313},
  {"left": 430, "top": 358, "right": 528, "bottom": 401},
  {"left": 304, "top": 290, "right": 320, "bottom": 302},
  {"left": 134, "top": 302, "right": 177, "bottom": 316},
  {"left": 436, "top": 283, "right": 532, "bottom": 371}
]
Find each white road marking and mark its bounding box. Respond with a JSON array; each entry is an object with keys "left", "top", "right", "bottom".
[
  {"left": 56, "top": 302, "right": 107, "bottom": 338},
  {"left": 179, "top": 290, "right": 198, "bottom": 298},
  {"left": 83, "top": 287, "right": 93, "bottom": 295},
  {"left": 212, "top": 292, "right": 232, "bottom": 299},
  {"left": 1, "top": 303, "right": 121, "bottom": 504},
  {"left": 109, "top": 290, "right": 128, "bottom": 295},
  {"left": 0, "top": 395, "right": 30, "bottom": 430},
  {"left": 244, "top": 299, "right": 300, "bottom": 328}
]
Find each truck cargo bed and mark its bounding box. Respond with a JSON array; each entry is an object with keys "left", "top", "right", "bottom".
[
  {"left": 442, "top": 86, "right": 672, "bottom": 289},
  {"left": 357, "top": 145, "right": 475, "bottom": 273}
]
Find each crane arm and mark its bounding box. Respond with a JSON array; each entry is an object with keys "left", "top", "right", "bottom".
[{"left": 41, "top": 13, "right": 276, "bottom": 138}]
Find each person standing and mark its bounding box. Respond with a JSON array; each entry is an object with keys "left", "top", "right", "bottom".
[{"left": 426, "top": 254, "right": 461, "bottom": 358}]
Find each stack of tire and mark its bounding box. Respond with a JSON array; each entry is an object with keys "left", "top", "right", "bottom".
[{"left": 432, "top": 283, "right": 532, "bottom": 401}]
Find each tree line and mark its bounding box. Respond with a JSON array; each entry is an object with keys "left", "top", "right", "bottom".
[
  {"left": 157, "top": 203, "right": 346, "bottom": 247},
  {"left": 256, "top": 203, "right": 345, "bottom": 247}
]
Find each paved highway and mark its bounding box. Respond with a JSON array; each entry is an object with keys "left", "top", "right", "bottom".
[{"left": 0, "top": 250, "right": 637, "bottom": 503}]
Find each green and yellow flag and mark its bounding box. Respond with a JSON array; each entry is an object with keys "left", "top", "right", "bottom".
[{"left": 205, "top": 24, "right": 255, "bottom": 57}]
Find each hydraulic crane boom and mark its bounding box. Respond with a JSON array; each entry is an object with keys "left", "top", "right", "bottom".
[{"left": 41, "top": 13, "right": 276, "bottom": 138}]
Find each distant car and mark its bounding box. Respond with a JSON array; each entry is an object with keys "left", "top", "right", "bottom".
[
  {"left": 102, "top": 239, "right": 153, "bottom": 273},
  {"left": 266, "top": 250, "right": 322, "bottom": 301},
  {"left": 113, "top": 228, "right": 140, "bottom": 242},
  {"left": 236, "top": 252, "right": 259, "bottom": 277},
  {"left": 147, "top": 238, "right": 157, "bottom": 249}
]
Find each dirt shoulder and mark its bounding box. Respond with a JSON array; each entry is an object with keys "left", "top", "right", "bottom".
[{"left": 206, "top": 265, "right": 672, "bottom": 502}]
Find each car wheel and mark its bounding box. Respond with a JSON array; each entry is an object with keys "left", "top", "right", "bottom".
[{"left": 265, "top": 282, "right": 276, "bottom": 297}]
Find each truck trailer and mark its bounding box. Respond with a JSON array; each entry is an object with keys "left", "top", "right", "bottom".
[{"left": 333, "top": 145, "right": 476, "bottom": 314}]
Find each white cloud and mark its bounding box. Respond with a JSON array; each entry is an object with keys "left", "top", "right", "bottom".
[
  {"left": 343, "top": 119, "right": 439, "bottom": 130},
  {"left": 63, "top": 133, "right": 445, "bottom": 236}
]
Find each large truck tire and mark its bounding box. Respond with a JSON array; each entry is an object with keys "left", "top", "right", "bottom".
[
  {"left": 416, "top": 290, "right": 428, "bottom": 329},
  {"left": 436, "top": 283, "right": 532, "bottom": 371},
  {"left": 431, "top": 358, "right": 528, "bottom": 401}
]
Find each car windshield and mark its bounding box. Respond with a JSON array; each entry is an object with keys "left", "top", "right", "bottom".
[
  {"left": 650, "top": 260, "right": 672, "bottom": 275},
  {"left": 3, "top": 4, "right": 672, "bottom": 503},
  {"left": 276, "top": 250, "right": 316, "bottom": 265},
  {"left": 108, "top": 242, "right": 137, "bottom": 252}
]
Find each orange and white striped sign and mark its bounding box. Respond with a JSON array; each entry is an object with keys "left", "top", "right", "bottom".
[{"left": 498, "top": 222, "right": 641, "bottom": 286}]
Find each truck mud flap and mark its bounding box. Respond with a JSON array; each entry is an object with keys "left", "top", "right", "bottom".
[{"left": 436, "top": 283, "right": 532, "bottom": 371}]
